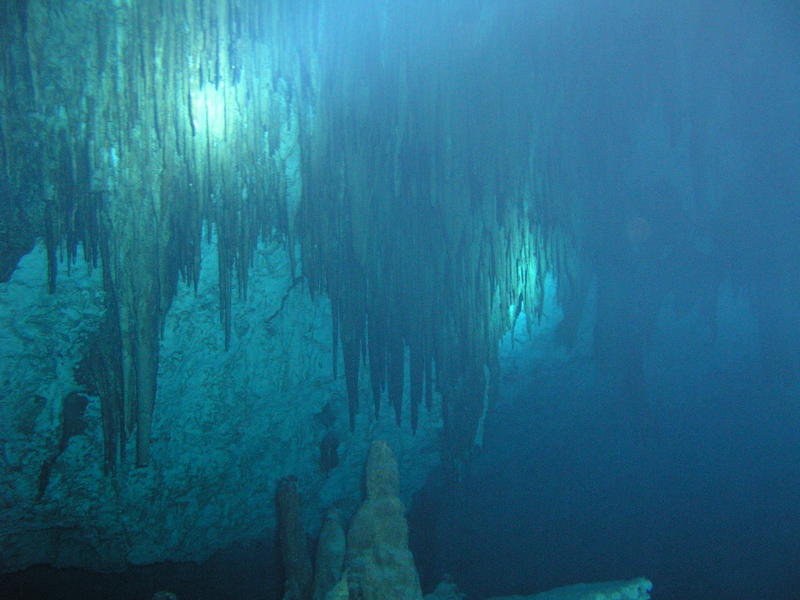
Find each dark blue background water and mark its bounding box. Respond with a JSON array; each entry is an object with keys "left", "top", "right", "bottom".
[{"left": 411, "top": 292, "right": 800, "bottom": 600}]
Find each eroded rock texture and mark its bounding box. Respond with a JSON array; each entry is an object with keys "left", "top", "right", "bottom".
[{"left": 346, "top": 440, "right": 424, "bottom": 600}]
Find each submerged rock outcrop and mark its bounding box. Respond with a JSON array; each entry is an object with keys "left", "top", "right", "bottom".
[
  {"left": 486, "top": 578, "right": 653, "bottom": 600},
  {"left": 279, "top": 440, "right": 425, "bottom": 600},
  {"left": 294, "top": 441, "right": 649, "bottom": 600}
]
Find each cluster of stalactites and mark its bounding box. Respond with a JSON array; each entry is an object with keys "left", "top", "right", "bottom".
[
  {"left": 2, "top": 0, "right": 581, "bottom": 470},
  {"left": 0, "top": 0, "right": 312, "bottom": 469},
  {"left": 298, "top": 0, "right": 577, "bottom": 462}
]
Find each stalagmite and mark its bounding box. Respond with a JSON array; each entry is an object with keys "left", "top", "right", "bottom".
[
  {"left": 346, "top": 440, "right": 423, "bottom": 600},
  {"left": 277, "top": 477, "right": 314, "bottom": 600},
  {"left": 313, "top": 509, "right": 346, "bottom": 600}
]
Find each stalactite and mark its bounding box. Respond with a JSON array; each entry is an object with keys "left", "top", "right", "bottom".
[
  {"left": 5, "top": 0, "right": 591, "bottom": 470},
  {"left": 295, "top": 0, "right": 581, "bottom": 464},
  {"left": 367, "top": 303, "right": 387, "bottom": 417},
  {"left": 134, "top": 298, "right": 160, "bottom": 468},
  {"left": 342, "top": 320, "right": 360, "bottom": 430},
  {"left": 408, "top": 342, "right": 423, "bottom": 433},
  {"left": 1, "top": 0, "right": 313, "bottom": 468},
  {"left": 387, "top": 326, "right": 404, "bottom": 426},
  {"left": 76, "top": 310, "right": 125, "bottom": 473},
  {"left": 0, "top": 177, "right": 35, "bottom": 283}
]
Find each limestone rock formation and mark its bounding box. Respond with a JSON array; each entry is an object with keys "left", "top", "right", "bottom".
[
  {"left": 313, "top": 509, "right": 346, "bottom": 600},
  {"left": 486, "top": 577, "right": 653, "bottom": 600},
  {"left": 277, "top": 477, "right": 314, "bottom": 600},
  {"left": 424, "top": 579, "right": 466, "bottom": 600},
  {"left": 345, "top": 440, "right": 423, "bottom": 600},
  {"left": 323, "top": 576, "right": 349, "bottom": 600},
  {"left": 0, "top": 242, "right": 443, "bottom": 573}
]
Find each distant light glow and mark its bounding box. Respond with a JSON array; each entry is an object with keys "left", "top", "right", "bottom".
[{"left": 191, "top": 83, "right": 228, "bottom": 139}]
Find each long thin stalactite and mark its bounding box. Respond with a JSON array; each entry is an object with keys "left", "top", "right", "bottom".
[
  {"left": 1, "top": 0, "right": 315, "bottom": 469},
  {"left": 2, "top": 0, "right": 580, "bottom": 470}
]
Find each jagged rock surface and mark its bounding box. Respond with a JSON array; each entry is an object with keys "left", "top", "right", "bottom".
[{"left": 0, "top": 244, "right": 443, "bottom": 572}]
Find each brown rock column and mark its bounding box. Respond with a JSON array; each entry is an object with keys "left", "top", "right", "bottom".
[
  {"left": 345, "top": 440, "right": 423, "bottom": 600},
  {"left": 277, "top": 477, "right": 314, "bottom": 600}
]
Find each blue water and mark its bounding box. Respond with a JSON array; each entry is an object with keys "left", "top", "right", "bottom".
[{"left": 411, "top": 293, "right": 800, "bottom": 600}]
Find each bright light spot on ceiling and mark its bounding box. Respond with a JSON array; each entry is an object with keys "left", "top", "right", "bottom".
[{"left": 191, "top": 83, "right": 228, "bottom": 139}]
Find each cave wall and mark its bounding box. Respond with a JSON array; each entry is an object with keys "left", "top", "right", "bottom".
[{"left": 0, "top": 237, "right": 442, "bottom": 572}]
